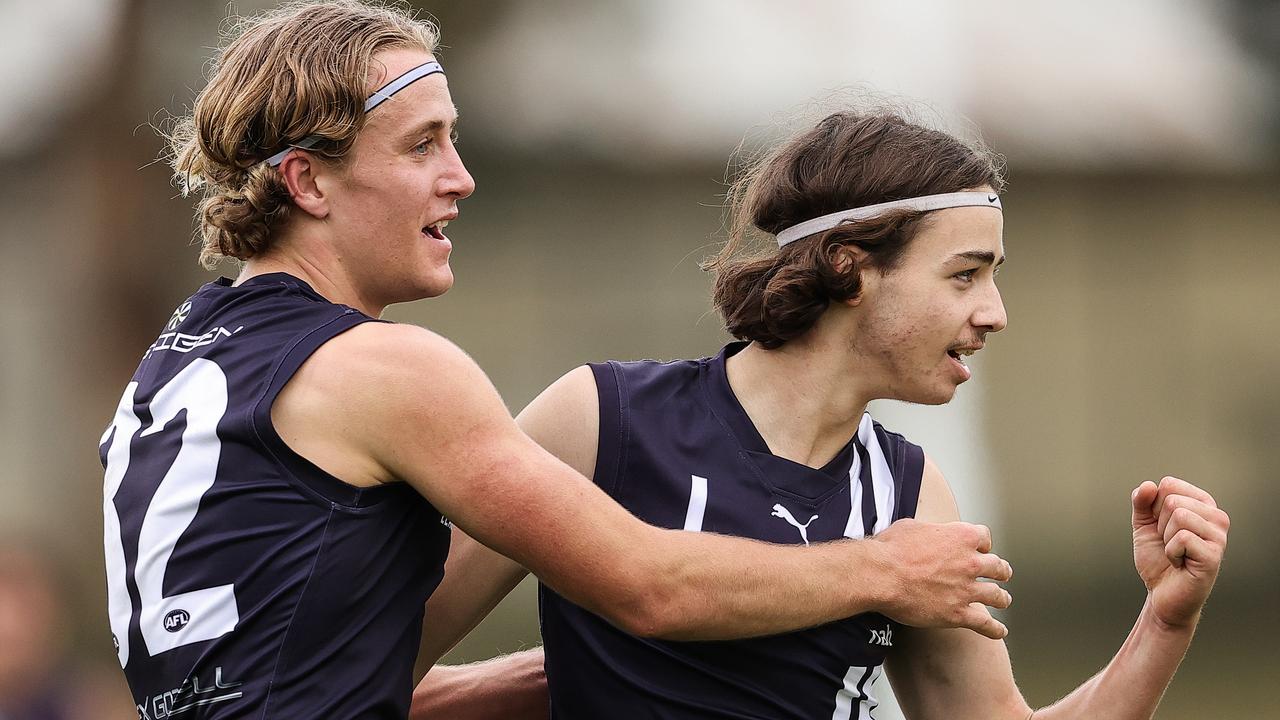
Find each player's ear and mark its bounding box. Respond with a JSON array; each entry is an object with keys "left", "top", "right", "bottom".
[
  {"left": 830, "top": 244, "right": 870, "bottom": 307},
  {"left": 278, "top": 152, "right": 330, "bottom": 220}
]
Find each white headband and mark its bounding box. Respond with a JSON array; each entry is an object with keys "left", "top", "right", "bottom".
[
  {"left": 775, "top": 191, "right": 1002, "bottom": 247},
  {"left": 265, "top": 60, "right": 445, "bottom": 167}
]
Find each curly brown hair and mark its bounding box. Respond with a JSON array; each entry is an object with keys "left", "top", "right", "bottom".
[
  {"left": 705, "top": 111, "right": 1005, "bottom": 349},
  {"left": 166, "top": 0, "right": 439, "bottom": 268}
]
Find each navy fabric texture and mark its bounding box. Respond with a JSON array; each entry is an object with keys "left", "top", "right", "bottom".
[
  {"left": 540, "top": 342, "right": 925, "bottom": 719},
  {"left": 100, "top": 273, "right": 450, "bottom": 719}
]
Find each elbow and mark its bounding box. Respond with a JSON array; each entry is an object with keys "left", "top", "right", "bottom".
[
  {"left": 618, "top": 568, "right": 710, "bottom": 640},
  {"left": 612, "top": 586, "right": 688, "bottom": 639},
  {"left": 572, "top": 528, "right": 710, "bottom": 639}
]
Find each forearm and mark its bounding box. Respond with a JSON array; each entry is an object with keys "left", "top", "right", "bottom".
[
  {"left": 419, "top": 528, "right": 528, "bottom": 667},
  {"left": 410, "top": 649, "right": 547, "bottom": 720},
  {"left": 1032, "top": 598, "right": 1197, "bottom": 720},
  {"left": 637, "top": 516, "right": 1013, "bottom": 641},
  {"left": 633, "top": 529, "right": 888, "bottom": 640},
  {"left": 436, "top": 438, "right": 891, "bottom": 641}
]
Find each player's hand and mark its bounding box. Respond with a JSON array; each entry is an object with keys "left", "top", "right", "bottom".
[
  {"left": 871, "top": 518, "right": 1013, "bottom": 640},
  {"left": 1131, "top": 476, "right": 1229, "bottom": 629}
]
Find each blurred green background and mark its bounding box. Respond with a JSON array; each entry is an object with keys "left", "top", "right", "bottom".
[{"left": 0, "top": 1, "right": 1276, "bottom": 718}]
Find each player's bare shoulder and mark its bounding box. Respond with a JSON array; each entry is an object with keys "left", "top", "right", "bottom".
[
  {"left": 272, "top": 322, "right": 498, "bottom": 487},
  {"left": 517, "top": 365, "right": 600, "bottom": 480},
  {"left": 913, "top": 453, "right": 962, "bottom": 523}
]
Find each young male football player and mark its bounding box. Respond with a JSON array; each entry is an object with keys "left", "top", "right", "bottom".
[{"left": 412, "top": 111, "right": 1230, "bottom": 719}]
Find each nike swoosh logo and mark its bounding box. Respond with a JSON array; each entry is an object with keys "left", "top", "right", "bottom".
[{"left": 988, "top": 195, "right": 998, "bottom": 203}]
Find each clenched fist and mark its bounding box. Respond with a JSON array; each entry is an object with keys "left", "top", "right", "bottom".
[
  {"left": 1132, "top": 476, "right": 1229, "bottom": 630},
  {"left": 870, "top": 518, "right": 1014, "bottom": 640}
]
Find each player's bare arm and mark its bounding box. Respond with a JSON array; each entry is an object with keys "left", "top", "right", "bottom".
[
  {"left": 387, "top": 358, "right": 1017, "bottom": 638},
  {"left": 280, "top": 321, "right": 905, "bottom": 639},
  {"left": 407, "top": 368, "right": 608, "bottom": 719},
  {"left": 409, "top": 647, "right": 546, "bottom": 720},
  {"left": 409, "top": 371, "right": 1025, "bottom": 717},
  {"left": 411, "top": 366, "right": 598, "bottom": 669},
  {"left": 886, "top": 460, "right": 1229, "bottom": 720},
  {"left": 414, "top": 527, "right": 529, "bottom": 669},
  {"left": 407, "top": 524, "right": 539, "bottom": 719}
]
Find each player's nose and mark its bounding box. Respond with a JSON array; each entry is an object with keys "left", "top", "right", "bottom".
[
  {"left": 440, "top": 144, "right": 475, "bottom": 200},
  {"left": 974, "top": 284, "right": 1007, "bottom": 333}
]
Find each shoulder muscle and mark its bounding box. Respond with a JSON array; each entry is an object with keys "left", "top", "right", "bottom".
[
  {"left": 915, "top": 454, "right": 962, "bottom": 523},
  {"left": 279, "top": 322, "right": 517, "bottom": 488},
  {"left": 516, "top": 365, "right": 599, "bottom": 480}
]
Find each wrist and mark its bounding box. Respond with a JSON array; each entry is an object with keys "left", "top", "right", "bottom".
[
  {"left": 858, "top": 536, "right": 901, "bottom": 615},
  {"left": 1141, "top": 596, "right": 1199, "bottom": 637}
]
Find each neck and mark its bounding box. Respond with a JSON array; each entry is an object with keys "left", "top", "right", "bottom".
[
  {"left": 725, "top": 330, "right": 877, "bottom": 469},
  {"left": 236, "top": 236, "right": 386, "bottom": 317}
]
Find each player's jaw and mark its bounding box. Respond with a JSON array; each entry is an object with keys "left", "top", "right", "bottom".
[
  {"left": 333, "top": 207, "right": 459, "bottom": 310},
  {"left": 857, "top": 301, "right": 993, "bottom": 406},
  {"left": 884, "top": 328, "right": 990, "bottom": 406}
]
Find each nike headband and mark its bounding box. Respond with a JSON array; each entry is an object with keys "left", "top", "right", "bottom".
[
  {"left": 265, "top": 60, "right": 445, "bottom": 167},
  {"left": 774, "top": 191, "right": 1002, "bottom": 247}
]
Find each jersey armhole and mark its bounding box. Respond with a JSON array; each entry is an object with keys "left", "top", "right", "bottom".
[
  {"left": 250, "top": 312, "right": 393, "bottom": 509},
  {"left": 894, "top": 439, "right": 926, "bottom": 520},
  {"left": 588, "top": 361, "right": 629, "bottom": 498},
  {"left": 873, "top": 423, "right": 926, "bottom": 522}
]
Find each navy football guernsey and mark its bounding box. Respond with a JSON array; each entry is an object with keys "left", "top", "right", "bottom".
[
  {"left": 539, "top": 342, "right": 924, "bottom": 720},
  {"left": 99, "top": 273, "right": 450, "bottom": 719}
]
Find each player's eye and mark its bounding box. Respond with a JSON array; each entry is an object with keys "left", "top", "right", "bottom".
[
  {"left": 412, "top": 138, "right": 433, "bottom": 155},
  {"left": 953, "top": 268, "right": 978, "bottom": 283},
  {"left": 449, "top": 128, "right": 460, "bottom": 144}
]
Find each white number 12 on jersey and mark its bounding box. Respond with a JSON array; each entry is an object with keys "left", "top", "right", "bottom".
[{"left": 101, "top": 358, "right": 239, "bottom": 667}]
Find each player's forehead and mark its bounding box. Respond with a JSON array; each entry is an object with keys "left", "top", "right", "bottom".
[
  {"left": 905, "top": 202, "right": 1006, "bottom": 266},
  {"left": 360, "top": 47, "right": 457, "bottom": 140}
]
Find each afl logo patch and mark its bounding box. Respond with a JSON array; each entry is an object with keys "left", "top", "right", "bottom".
[
  {"left": 165, "top": 301, "right": 192, "bottom": 332},
  {"left": 164, "top": 609, "right": 191, "bottom": 633}
]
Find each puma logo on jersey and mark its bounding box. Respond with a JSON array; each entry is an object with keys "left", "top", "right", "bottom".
[
  {"left": 869, "top": 626, "right": 893, "bottom": 646},
  {"left": 771, "top": 504, "right": 818, "bottom": 545}
]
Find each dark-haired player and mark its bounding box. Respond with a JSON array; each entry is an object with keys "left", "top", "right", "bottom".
[
  {"left": 413, "top": 112, "right": 1230, "bottom": 719},
  {"left": 100, "top": 4, "right": 1018, "bottom": 718}
]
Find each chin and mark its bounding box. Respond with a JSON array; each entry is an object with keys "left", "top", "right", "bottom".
[
  {"left": 902, "top": 382, "right": 959, "bottom": 406},
  {"left": 418, "top": 267, "right": 455, "bottom": 298}
]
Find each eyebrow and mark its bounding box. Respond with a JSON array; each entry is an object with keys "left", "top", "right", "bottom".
[
  {"left": 948, "top": 250, "right": 1006, "bottom": 267},
  {"left": 397, "top": 111, "right": 458, "bottom": 144}
]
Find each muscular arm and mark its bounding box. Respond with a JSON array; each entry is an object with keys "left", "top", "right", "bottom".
[
  {"left": 290, "top": 325, "right": 896, "bottom": 639},
  {"left": 887, "top": 460, "right": 1229, "bottom": 720},
  {"left": 415, "top": 366, "right": 598, "bottom": 664},
  {"left": 281, "top": 325, "right": 1018, "bottom": 643},
  {"left": 409, "top": 369, "right": 598, "bottom": 718},
  {"left": 886, "top": 458, "right": 1029, "bottom": 719}
]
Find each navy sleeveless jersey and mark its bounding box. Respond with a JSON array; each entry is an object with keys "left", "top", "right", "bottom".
[
  {"left": 98, "top": 273, "right": 450, "bottom": 719},
  {"left": 540, "top": 342, "right": 925, "bottom": 719}
]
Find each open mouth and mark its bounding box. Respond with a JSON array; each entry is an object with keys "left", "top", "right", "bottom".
[
  {"left": 423, "top": 220, "right": 449, "bottom": 240},
  {"left": 946, "top": 346, "right": 979, "bottom": 380}
]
